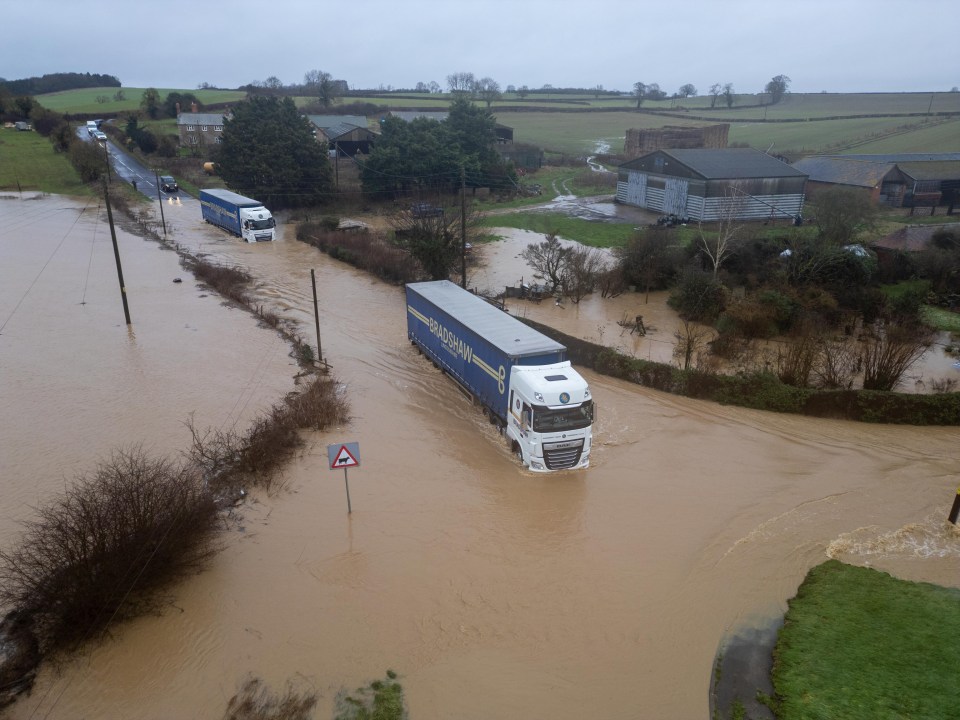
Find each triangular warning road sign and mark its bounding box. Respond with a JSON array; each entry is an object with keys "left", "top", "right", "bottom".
[{"left": 332, "top": 445, "right": 359, "bottom": 468}]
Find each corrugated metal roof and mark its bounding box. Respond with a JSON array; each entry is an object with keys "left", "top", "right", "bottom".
[
  {"left": 896, "top": 161, "right": 960, "bottom": 181},
  {"left": 621, "top": 148, "right": 806, "bottom": 179},
  {"left": 407, "top": 280, "right": 565, "bottom": 359},
  {"left": 321, "top": 122, "right": 377, "bottom": 141},
  {"left": 822, "top": 153, "right": 960, "bottom": 162},
  {"left": 306, "top": 115, "right": 368, "bottom": 130},
  {"left": 665, "top": 149, "right": 807, "bottom": 179},
  {"left": 791, "top": 156, "right": 896, "bottom": 188}
]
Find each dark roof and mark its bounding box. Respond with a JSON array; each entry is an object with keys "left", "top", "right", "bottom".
[
  {"left": 321, "top": 122, "right": 377, "bottom": 141},
  {"left": 177, "top": 112, "right": 228, "bottom": 126},
  {"left": 896, "top": 161, "right": 960, "bottom": 182},
  {"left": 821, "top": 153, "right": 960, "bottom": 162},
  {"left": 623, "top": 148, "right": 806, "bottom": 180},
  {"left": 791, "top": 156, "right": 896, "bottom": 188},
  {"left": 872, "top": 224, "right": 954, "bottom": 252},
  {"left": 306, "top": 115, "right": 368, "bottom": 130}
]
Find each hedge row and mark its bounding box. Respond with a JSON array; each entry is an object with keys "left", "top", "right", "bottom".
[{"left": 519, "top": 318, "right": 960, "bottom": 425}]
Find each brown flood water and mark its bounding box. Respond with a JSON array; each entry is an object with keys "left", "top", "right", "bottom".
[{"left": 2, "top": 195, "right": 959, "bottom": 719}]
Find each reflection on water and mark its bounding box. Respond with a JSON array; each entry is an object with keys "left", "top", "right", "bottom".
[{"left": 2, "top": 196, "right": 958, "bottom": 720}]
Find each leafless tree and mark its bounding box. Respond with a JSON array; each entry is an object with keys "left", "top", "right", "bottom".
[
  {"left": 303, "top": 69, "right": 340, "bottom": 108},
  {"left": 861, "top": 320, "right": 933, "bottom": 391},
  {"left": 474, "top": 77, "right": 501, "bottom": 108},
  {"left": 447, "top": 71, "right": 475, "bottom": 95},
  {"left": 723, "top": 83, "right": 736, "bottom": 108},
  {"left": 813, "top": 338, "right": 859, "bottom": 389},
  {"left": 708, "top": 83, "right": 722, "bottom": 108},
  {"left": 698, "top": 184, "right": 747, "bottom": 279},
  {"left": 520, "top": 233, "right": 570, "bottom": 292},
  {"left": 776, "top": 326, "right": 821, "bottom": 387},
  {"left": 673, "top": 321, "right": 713, "bottom": 370},
  {"left": 561, "top": 246, "right": 607, "bottom": 304}
]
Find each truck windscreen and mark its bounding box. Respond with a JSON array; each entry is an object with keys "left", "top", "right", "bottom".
[
  {"left": 250, "top": 218, "right": 276, "bottom": 230},
  {"left": 532, "top": 400, "right": 594, "bottom": 432}
]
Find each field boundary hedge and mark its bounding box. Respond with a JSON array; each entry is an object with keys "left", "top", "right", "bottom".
[{"left": 519, "top": 317, "right": 960, "bottom": 425}]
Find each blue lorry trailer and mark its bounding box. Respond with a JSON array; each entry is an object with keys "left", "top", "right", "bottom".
[
  {"left": 199, "top": 188, "right": 275, "bottom": 242},
  {"left": 405, "top": 281, "right": 593, "bottom": 471},
  {"left": 406, "top": 280, "right": 566, "bottom": 423}
]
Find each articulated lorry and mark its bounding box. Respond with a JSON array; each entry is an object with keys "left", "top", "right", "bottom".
[
  {"left": 405, "top": 280, "right": 594, "bottom": 472},
  {"left": 199, "top": 188, "right": 276, "bottom": 242}
]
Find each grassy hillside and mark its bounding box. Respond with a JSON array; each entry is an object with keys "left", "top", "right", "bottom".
[
  {"left": 0, "top": 129, "right": 91, "bottom": 195},
  {"left": 35, "top": 87, "right": 246, "bottom": 114}
]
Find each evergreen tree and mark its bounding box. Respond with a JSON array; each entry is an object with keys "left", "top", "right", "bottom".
[{"left": 214, "top": 96, "right": 333, "bottom": 210}]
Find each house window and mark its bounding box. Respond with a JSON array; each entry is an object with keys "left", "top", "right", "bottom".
[
  {"left": 187, "top": 125, "right": 195, "bottom": 131},
  {"left": 201, "top": 125, "right": 208, "bottom": 131},
  {"left": 654, "top": 157, "right": 665, "bottom": 172},
  {"left": 215, "top": 136, "right": 222, "bottom": 144},
  {"left": 215, "top": 126, "right": 223, "bottom": 131}
]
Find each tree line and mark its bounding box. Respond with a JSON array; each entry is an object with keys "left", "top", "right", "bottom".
[{"left": 0, "top": 72, "right": 120, "bottom": 96}]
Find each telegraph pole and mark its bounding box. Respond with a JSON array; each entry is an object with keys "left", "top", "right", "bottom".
[
  {"left": 154, "top": 169, "right": 167, "bottom": 238},
  {"left": 103, "top": 179, "right": 132, "bottom": 325}
]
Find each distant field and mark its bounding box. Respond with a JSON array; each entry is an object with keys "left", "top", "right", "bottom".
[
  {"left": 28, "top": 87, "right": 960, "bottom": 162},
  {"left": 35, "top": 87, "right": 246, "bottom": 114},
  {"left": 0, "top": 129, "right": 90, "bottom": 195}
]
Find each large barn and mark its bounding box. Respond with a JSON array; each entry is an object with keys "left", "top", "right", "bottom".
[
  {"left": 617, "top": 148, "right": 808, "bottom": 221},
  {"left": 791, "top": 153, "right": 960, "bottom": 209}
]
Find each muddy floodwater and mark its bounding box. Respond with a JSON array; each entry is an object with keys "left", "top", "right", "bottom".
[{"left": 2, "top": 194, "right": 959, "bottom": 719}]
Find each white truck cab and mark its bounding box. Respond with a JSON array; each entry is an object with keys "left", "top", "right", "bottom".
[{"left": 506, "top": 361, "right": 594, "bottom": 471}]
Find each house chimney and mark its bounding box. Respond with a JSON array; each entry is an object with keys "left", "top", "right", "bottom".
[
  {"left": 191, "top": 101, "right": 198, "bottom": 113},
  {"left": 176, "top": 102, "right": 181, "bottom": 116}
]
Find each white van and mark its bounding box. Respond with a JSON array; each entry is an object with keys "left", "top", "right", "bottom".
[{"left": 86, "top": 121, "right": 98, "bottom": 136}]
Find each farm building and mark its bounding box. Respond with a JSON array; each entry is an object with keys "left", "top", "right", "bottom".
[
  {"left": 177, "top": 112, "right": 228, "bottom": 148},
  {"left": 306, "top": 116, "right": 377, "bottom": 156},
  {"left": 623, "top": 124, "right": 728, "bottom": 157},
  {"left": 617, "top": 148, "right": 808, "bottom": 221},
  {"left": 792, "top": 153, "right": 960, "bottom": 209}
]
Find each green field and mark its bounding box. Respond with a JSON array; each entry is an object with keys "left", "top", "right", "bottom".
[
  {"left": 35, "top": 87, "right": 246, "bottom": 114},
  {"left": 0, "top": 129, "right": 92, "bottom": 195},
  {"left": 34, "top": 87, "right": 960, "bottom": 158}
]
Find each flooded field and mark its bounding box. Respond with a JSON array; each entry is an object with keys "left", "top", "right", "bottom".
[{"left": 1, "top": 194, "right": 958, "bottom": 719}]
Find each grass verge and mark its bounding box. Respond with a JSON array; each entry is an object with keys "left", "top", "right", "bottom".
[
  {"left": 334, "top": 670, "right": 406, "bottom": 720},
  {"left": 772, "top": 560, "right": 960, "bottom": 720},
  {"left": 0, "top": 130, "right": 92, "bottom": 195},
  {"left": 477, "top": 211, "right": 636, "bottom": 248}
]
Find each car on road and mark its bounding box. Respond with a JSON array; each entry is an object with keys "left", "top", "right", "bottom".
[
  {"left": 411, "top": 202, "right": 443, "bottom": 218},
  {"left": 93, "top": 130, "right": 107, "bottom": 143},
  {"left": 159, "top": 176, "right": 179, "bottom": 193}
]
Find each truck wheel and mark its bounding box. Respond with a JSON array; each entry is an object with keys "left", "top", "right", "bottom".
[{"left": 511, "top": 440, "right": 523, "bottom": 464}]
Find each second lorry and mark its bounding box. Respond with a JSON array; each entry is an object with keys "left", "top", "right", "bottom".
[
  {"left": 199, "top": 188, "right": 276, "bottom": 242},
  {"left": 405, "top": 280, "right": 594, "bottom": 472}
]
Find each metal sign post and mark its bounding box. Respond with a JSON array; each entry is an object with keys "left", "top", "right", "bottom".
[{"left": 327, "top": 442, "right": 360, "bottom": 514}]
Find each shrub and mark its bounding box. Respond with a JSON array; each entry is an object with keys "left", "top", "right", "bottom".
[
  {"left": 668, "top": 269, "right": 726, "bottom": 322},
  {"left": 0, "top": 448, "right": 220, "bottom": 654},
  {"left": 297, "top": 224, "right": 420, "bottom": 285}
]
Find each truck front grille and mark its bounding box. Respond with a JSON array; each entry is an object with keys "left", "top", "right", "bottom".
[{"left": 543, "top": 439, "right": 584, "bottom": 470}]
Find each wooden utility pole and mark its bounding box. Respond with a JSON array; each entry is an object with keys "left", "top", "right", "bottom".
[
  {"left": 311, "top": 269, "right": 323, "bottom": 364},
  {"left": 103, "top": 179, "right": 132, "bottom": 325},
  {"left": 460, "top": 165, "right": 467, "bottom": 289},
  {"left": 154, "top": 169, "right": 167, "bottom": 238}
]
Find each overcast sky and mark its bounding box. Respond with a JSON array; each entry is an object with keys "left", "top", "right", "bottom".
[{"left": 5, "top": 0, "right": 958, "bottom": 94}]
